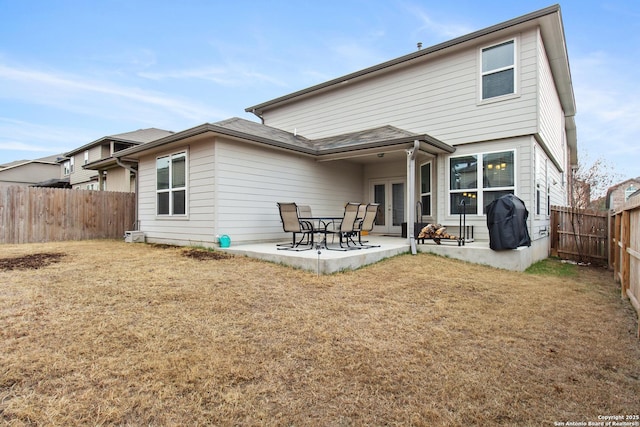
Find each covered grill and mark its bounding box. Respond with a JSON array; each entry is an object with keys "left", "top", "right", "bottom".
[{"left": 486, "top": 194, "right": 531, "bottom": 250}]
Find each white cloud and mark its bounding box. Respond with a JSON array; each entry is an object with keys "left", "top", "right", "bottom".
[
  {"left": 571, "top": 51, "right": 640, "bottom": 177},
  {"left": 0, "top": 117, "right": 93, "bottom": 155},
  {"left": 138, "top": 64, "right": 288, "bottom": 88},
  {"left": 91, "top": 48, "right": 158, "bottom": 69},
  {"left": 0, "top": 140, "right": 67, "bottom": 153},
  {"left": 403, "top": 3, "right": 474, "bottom": 41},
  {"left": 0, "top": 63, "right": 230, "bottom": 123}
]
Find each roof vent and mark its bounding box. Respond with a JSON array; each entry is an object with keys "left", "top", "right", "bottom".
[{"left": 417, "top": 42, "right": 422, "bottom": 50}]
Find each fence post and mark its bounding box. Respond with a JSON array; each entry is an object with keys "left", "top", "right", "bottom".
[{"left": 621, "top": 210, "right": 631, "bottom": 298}]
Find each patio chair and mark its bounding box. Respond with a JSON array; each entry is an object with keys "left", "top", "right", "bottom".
[
  {"left": 297, "top": 204, "right": 313, "bottom": 218},
  {"left": 298, "top": 204, "right": 340, "bottom": 238},
  {"left": 276, "top": 202, "right": 314, "bottom": 251},
  {"left": 297, "top": 204, "right": 319, "bottom": 230},
  {"left": 325, "top": 202, "right": 362, "bottom": 251},
  {"left": 353, "top": 203, "right": 380, "bottom": 248}
]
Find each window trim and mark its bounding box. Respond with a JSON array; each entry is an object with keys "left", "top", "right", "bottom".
[
  {"left": 419, "top": 161, "right": 432, "bottom": 217},
  {"left": 534, "top": 148, "right": 550, "bottom": 219},
  {"left": 156, "top": 150, "right": 188, "bottom": 217},
  {"left": 448, "top": 149, "right": 516, "bottom": 216},
  {"left": 625, "top": 185, "right": 638, "bottom": 201},
  {"left": 479, "top": 37, "right": 518, "bottom": 103}
]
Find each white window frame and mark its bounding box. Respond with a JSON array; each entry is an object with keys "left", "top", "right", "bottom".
[
  {"left": 156, "top": 151, "right": 188, "bottom": 217},
  {"left": 84, "top": 150, "right": 89, "bottom": 165},
  {"left": 69, "top": 157, "right": 75, "bottom": 173},
  {"left": 534, "top": 149, "right": 549, "bottom": 219},
  {"left": 448, "top": 150, "right": 516, "bottom": 216},
  {"left": 63, "top": 161, "right": 71, "bottom": 176},
  {"left": 419, "top": 161, "right": 432, "bottom": 217},
  {"left": 479, "top": 38, "right": 517, "bottom": 102}
]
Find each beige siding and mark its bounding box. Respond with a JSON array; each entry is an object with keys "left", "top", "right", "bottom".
[
  {"left": 105, "top": 169, "right": 132, "bottom": 192},
  {"left": 138, "top": 137, "right": 364, "bottom": 246},
  {"left": 70, "top": 147, "right": 101, "bottom": 186},
  {"left": 215, "top": 139, "right": 363, "bottom": 243},
  {"left": 262, "top": 29, "right": 540, "bottom": 148},
  {"left": 435, "top": 136, "right": 534, "bottom": 242},
  {"left": 138, "top": 140, "right": 216, "bottom": 246},
  {"left": 0, "top": 163, "right": 60, "bottom": 186},
  {"left": 536, "top": 29, "right": 566, "bottom": 170},
  {"left": 530, "top": 138, "right": 566, "bottom": 239}
]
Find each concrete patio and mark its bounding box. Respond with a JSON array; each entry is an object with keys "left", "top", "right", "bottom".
[{"left": 221, "top": 235, "right": 537, "bottom": 274}]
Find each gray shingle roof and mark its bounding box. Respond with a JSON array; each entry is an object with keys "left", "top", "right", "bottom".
[
  {"left": 311, "top": 125, "right": 416, "bottom": 151},
  {"left": 115, "top": 117, "right": 454, "bottom": 159},
  {"left": 213, "top": 118, "right": 315, "bottom": 152},
  {"left": 109, "top": 128, "right": 175, "bottom": 143},
  {"left": 65, "top": 128, "right": 174, "bottom": 156}
]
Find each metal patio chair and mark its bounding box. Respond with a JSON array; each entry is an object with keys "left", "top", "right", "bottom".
[
  {"left": 325, "top": 202, "right": 362, "bottom": 251},
  {"left": 353, "top": 203, "right": 380, "bottom": 248},
  {"left": 276, "top": 202, "right": 314, "bottom": 251}
]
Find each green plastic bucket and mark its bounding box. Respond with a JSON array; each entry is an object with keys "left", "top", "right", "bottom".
[{"left": 219, "top": 235, "right": 231, "bottom": 248}]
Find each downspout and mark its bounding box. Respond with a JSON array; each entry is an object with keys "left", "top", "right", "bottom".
[
  {"left": 116, "top": 158, "right": 139, "bottom": 231},
  {"left": 407, "top": 140, "right": 420, "bottom": 254},
  {"left": 251, "top": 108, "right": 265, "bottom": 124}
]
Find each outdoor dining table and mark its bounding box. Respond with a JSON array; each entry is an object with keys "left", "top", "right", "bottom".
[{"left": 299, "top": 216, "right": 343, "bottom": 249}]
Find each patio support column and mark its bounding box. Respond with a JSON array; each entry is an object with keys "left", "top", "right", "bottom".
[
  {"left": 98, "top": 170, "right": 105, "bottom": 191},
  {"left": 406, "top": 140, "right": 419, "bottom": 254}
]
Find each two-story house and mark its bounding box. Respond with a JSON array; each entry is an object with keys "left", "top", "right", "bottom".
[
  {"left": 113, "top": 5, "right": 576, "bottom": 269},
  {"left": 62, "top": 128, "right": 173, "bottom": 191},
  {"left": 606, "top": 178, "right": 640, "bottom": 212}
]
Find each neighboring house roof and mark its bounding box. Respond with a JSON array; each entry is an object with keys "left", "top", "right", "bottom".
[
  {"left": 0, "top": 153, "right": 65, "bottom": 186},
  {"left": 64, "top": 128, "right": 174, "bottom": 157},
  {"left": 0, "top": 153, "right": 63, "bottom": 170},
  {"left": 83, "top": 156, "right": 126, "bottom": 171},
  {"left": 245, "top": 4, "right": 576, "bottom": 163},
  {"left": 114, "top": 117, "right": 454, "bottom": 161},
  {"left": 31, "top": 177, "right": 71, "bottom": 188}
]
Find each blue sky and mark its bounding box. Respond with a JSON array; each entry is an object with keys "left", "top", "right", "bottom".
[{"left": 0, "top": 1, "right": 638, "bottom": 180}]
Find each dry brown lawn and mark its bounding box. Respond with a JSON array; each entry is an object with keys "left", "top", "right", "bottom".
[{"left": 1, "top": 240, "right": 639, "bottom": 426}]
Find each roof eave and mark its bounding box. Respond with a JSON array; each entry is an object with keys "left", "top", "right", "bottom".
[{"left": 83, "top": 157, "right": 119, "bottom": 170}]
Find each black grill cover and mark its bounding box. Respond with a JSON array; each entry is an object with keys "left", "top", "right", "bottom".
[{"left": 486, "top": 194, "right": 531, "bottom": 250}]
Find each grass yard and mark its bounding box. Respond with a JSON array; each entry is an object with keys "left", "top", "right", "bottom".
[{"left": 1, "top": 240, "right": 639, "bottom": 426}]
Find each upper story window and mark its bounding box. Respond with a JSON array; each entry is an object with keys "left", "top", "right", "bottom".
[
  {"left": 63, "top": 161, "right": 71, "bottom": 176},
  {"left": 625, "top": 185, "right": 638, "bottom": 201},
  {"left": 84, "top": 150, "right": 89, "bottom": 165},
  {"left": 69, "top": 157, "right": 75, "bottom": 173},
  {"left": 449, "top": 150, "right": 515, "bottom": 215},
  {"left": 156, "top": 151, "right": 187, "bottom": 216},
  {"left": 481, "top": 39, "right": 515, "bottom": 100}
]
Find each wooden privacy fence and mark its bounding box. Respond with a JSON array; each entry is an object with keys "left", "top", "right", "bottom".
[
  {"left": 0, "top": 186, "right": 136, "bottom": 244},
  {"left": 550, "top": 206, "right": 608, "bottom": 266},
  {"left": 610, "top": 197, "right": 640, "bottom": 336}
]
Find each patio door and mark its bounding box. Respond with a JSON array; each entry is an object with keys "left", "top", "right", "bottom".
[{"left": 370, "top": 179, "right": 405, "bottom": 235}]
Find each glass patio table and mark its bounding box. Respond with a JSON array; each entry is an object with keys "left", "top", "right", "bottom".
[{"left": 299, "top": 216, "right": 343, "bottom": 248}]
